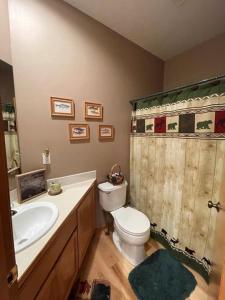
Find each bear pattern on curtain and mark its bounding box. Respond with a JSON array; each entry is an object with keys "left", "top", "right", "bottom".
[{"left": 130, "top": 79, "right": 225, "bottom": 281}]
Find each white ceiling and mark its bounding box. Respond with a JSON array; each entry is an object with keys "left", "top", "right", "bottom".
[{"left": 64, "top": 0, "right": 225, "bottom": 61}]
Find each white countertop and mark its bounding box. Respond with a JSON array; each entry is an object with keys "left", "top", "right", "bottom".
[{"left": 13, "top": 171, "right": 96, "bottom": 280}]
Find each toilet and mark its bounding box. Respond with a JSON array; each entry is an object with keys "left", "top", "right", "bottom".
[{"left": 98, "top": 180, "right": 150, "bottom": 265}]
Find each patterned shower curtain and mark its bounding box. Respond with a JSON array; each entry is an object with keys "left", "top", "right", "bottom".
[{"left": 130, "top": 79, "right": 225, "bottom": 281}]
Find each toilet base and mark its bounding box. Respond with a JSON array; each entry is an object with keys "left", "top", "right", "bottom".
[{"left": 112, "top": 230, "right": 146, "bottom": 266}]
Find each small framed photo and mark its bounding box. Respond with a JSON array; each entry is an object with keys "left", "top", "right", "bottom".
[
  {"left": 99, "top": 125, "right": 114, "bottom": 140},
  {"left": 85, "top": 102, "right": 103, "bottom": 120},
  {"left": 69, "top": 124, "right": 90, "bottom": 141},
  {"left": 51, "top": 97, "right": 75, "bottom": 117},
  {"left": 16, "top": 169, "right": 47, "bottom": 203}
]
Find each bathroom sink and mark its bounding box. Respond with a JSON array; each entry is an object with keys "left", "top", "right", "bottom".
[{"left": 12, "top": 202, "right": 59, "bottom": 253}]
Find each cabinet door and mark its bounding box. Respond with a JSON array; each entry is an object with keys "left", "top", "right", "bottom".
[
  {"left": 36, "top": 230, "right": 78, "bottom": 300},
  {"left": 35, "top": 268, "right": 59, "bottom": 300},
  {"left": 77, "top": 187, "right": 95, "bottom": 267}
]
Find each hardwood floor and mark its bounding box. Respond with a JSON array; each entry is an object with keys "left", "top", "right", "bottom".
[{"left": 71, "top": 229, "right": 209, "bottom": 300}]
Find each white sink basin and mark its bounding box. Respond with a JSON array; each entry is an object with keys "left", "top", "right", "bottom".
[{"left": 12, "top": 202, "right": 59, "bottom": 253}]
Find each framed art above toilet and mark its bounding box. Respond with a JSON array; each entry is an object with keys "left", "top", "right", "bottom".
[
  {"left": 99, "top": 125, "right": 114, "bottom": 140},
  {"left": 85, "top": 101, "right": 103, "bottom": 120},
  {"left": 69, "top": 124, "right": 90, "bottom": 141},
  {"left": 50, "top": 97, "right": 75, "bottom": 118}
]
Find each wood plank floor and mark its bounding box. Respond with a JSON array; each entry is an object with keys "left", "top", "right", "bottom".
[{"left": 71, "top": 229, "right": 209, "bottom": 300}]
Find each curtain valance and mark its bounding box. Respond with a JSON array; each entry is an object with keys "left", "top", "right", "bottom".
[{"left": 135, "top": 79, "right": 225, "bottom": 111}]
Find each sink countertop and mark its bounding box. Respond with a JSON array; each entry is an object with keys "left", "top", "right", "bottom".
[{"left": 13, "top": 171, "right": 96, "bottom": 280}]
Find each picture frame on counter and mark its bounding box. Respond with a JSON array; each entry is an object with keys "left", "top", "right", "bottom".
[
  {"left": 50, "top": 97, "right": 75, "bottom": 117},
  {"left": 85, "top": 101, "right": 103, "bottom": 120},
  {"left": 69, "top": 124, "right": 90, "bottom": 141},
  {"left": 16, "top": 169, "right": 47, "bottom": 203},
  {"left": 99, "top": 125, "right": 114, "bottom": 140}
]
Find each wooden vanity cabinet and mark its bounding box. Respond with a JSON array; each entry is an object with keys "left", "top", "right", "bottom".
[
  {"left": 19, "top": 183, "right": 96, "bottom": 300},
  {"left": 77, "top": 186, "right": 95, "bottom": 267}
]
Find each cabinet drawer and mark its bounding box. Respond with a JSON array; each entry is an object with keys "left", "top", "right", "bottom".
[{"left": 36, "top": 230, "right": 78, "bottom": 300}]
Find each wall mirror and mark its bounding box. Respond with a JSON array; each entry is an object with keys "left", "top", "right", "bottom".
[{"left": 0, "top": 59, "right": 21, "bottom": 187}]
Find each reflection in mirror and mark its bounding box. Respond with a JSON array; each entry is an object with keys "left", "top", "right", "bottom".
[{"left": 0, "top": 59, "right": 21, "bottom": 188}]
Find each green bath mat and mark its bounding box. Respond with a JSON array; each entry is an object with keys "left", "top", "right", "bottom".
[{"left": 128, "top": 249, "right": 197, "bottom": 300}]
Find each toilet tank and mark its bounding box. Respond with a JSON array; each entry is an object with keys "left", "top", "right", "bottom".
[{"left": 98, "top": 181, "right": 128, "bottom": 212}]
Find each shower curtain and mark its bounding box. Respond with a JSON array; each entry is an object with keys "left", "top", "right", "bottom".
[{"left": 130, "top": 79, "right": 225, "bottom": 281}]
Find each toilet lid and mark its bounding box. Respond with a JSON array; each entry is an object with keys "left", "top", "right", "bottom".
[
  {"left": 98, "top": 181, "right": 127, "bottom": 192},
  {"left": 113, "top": 207, "right": 150, "bottom": 236}
]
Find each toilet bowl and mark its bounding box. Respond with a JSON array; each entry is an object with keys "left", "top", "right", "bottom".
[
  {"left": 111, "top": 206, "right": 150, "bottom": 265},
  {"left": 98, "top": 181, "right": 150, "bottom": 265}
]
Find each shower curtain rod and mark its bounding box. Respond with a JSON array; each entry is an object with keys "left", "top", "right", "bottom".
[{"left": 130, "top": 74, "right": 225, "bottom": 105}]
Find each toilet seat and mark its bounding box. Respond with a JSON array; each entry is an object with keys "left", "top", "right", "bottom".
[{"left": 111, "top": 207, "right": 150, "bottom": 236}]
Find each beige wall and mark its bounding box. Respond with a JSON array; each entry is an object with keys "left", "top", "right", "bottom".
[
  {"left": 164, "top": 33, "right": 225, "bottom": 90},
  {"left": 0, "top": 0, "right": 11, "bottom": 64},
  {"left": 9, "top": 0, "right": 163, "bottom": 182}
]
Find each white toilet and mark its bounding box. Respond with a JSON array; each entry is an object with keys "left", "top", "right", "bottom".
[{"left": 98, "top": 180, "right": 150, "bottom": 265}]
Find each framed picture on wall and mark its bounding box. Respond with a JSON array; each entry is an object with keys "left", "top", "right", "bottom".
[
  {"left": 50, "top": 97, "right": 75, "bottom": 117},
  {"left": 69, "top": 124, "right": 90, "bottom": 141},
  {"left": 85, "top": 102, "right": 103, "bottom": 120},
  {"left": 99, "top": 125, "right": 114, "bottom": 140},
  {"left": 16, "top": 169, "right": 47, "bottom": 203}
]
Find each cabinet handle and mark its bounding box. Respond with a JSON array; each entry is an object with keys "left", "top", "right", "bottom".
[{"left": 7, "top": 265, "right": 18, "bottom": 287}]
